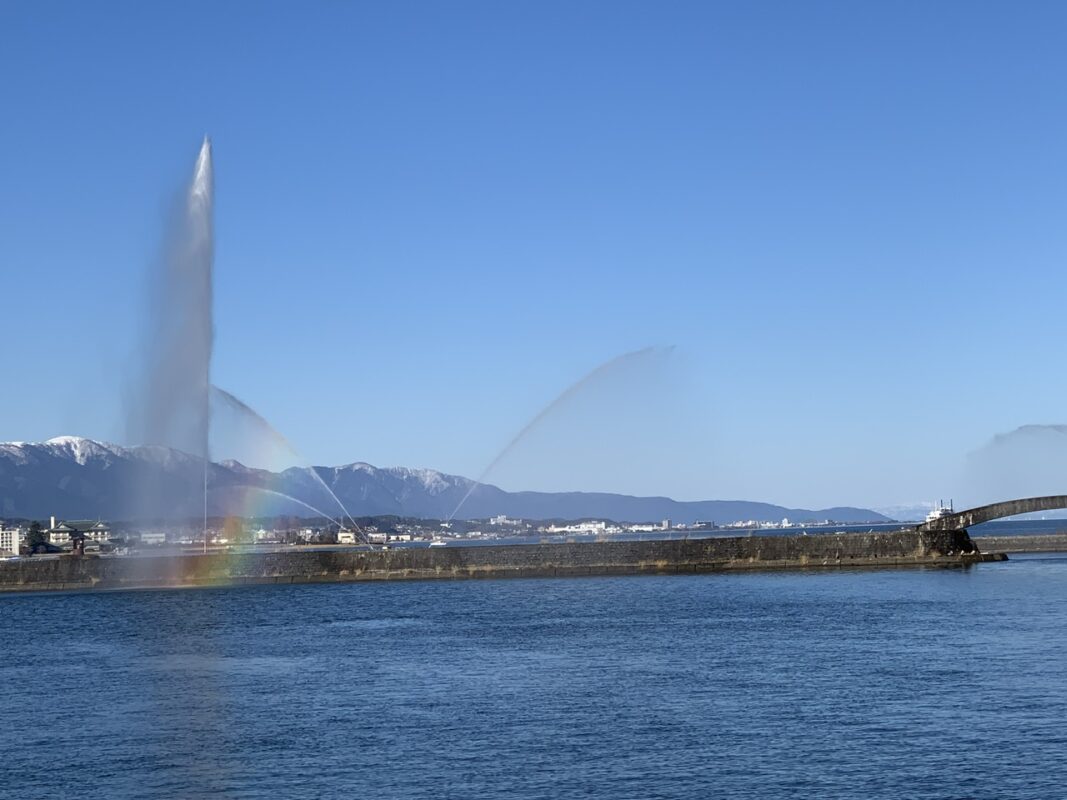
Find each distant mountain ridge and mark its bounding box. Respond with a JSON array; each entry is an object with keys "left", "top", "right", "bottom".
[{"left": 0, "top": 437, "right": 890, "bottom": 525}]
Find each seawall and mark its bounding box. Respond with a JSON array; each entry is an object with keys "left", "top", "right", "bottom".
[
  {"left": 0, "top": 530, "right": 1002, "bottom": 594},
  {"left": 972, "top": 534, "right": 1067, "bottom": 553}
]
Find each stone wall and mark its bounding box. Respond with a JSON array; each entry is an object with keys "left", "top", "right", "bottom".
[
  {"left": 972, "top": 534, "right": 1067, "bottom": 553},
  {"left": 0, "top": 529, "right": 987, "bottom": 593}
]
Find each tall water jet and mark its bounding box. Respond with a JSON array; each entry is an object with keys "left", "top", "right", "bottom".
[
  {"left": 448, "top": 345, "right": 674, "bottom": 520},
  {"left": 127, "top": 137, "right": 214, "bottom": 544}
]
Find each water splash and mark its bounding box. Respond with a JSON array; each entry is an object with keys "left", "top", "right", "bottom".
[
  {"left": 127, "top": 137, "right": 214, "bottom": 540},
  {"left": 448, "top": 346, "right": 674, "bottom": 520}
]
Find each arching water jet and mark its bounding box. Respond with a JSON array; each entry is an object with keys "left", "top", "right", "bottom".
[
  {"left": 210, "top": 484, "right": 343, "bottom": 528},
  {"left": 448, "top": 345, "right": 674, "bottom": 521},
  {"left": 211, "top": 385, "right": 365, "bottom": 540}
]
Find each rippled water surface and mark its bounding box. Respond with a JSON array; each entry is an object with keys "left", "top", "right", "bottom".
[{"left": 4, "top": 555, "right": 1067, "bottom": 799}]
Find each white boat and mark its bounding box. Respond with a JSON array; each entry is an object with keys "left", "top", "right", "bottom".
[
  {"left": 428, "top": 540, "right": 448, "bottom": 547},
  {"left": 925, "top": 500, "right": 954, "bottom": 523}
]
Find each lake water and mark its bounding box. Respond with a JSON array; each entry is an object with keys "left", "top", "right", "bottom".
[{"left": 4, "top": 552, "right": 1067, "bottom": 799}]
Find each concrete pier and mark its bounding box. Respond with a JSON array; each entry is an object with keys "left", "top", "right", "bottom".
[{"left": 0, "top": 529, "right": 1005, "bottom": 593}]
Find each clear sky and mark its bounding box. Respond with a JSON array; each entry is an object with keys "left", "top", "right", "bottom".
[{"left": 4, "top": 1, "right": 1067, "bottom": 511}]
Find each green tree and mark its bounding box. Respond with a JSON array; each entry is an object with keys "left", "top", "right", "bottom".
[{"left": 26, "top": 521, "right": 46, "bottom": 548}]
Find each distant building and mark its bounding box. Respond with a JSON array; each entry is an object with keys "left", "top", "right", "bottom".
[
  {"left": 546, "top": 521, "right": 607, "bottom": 535},
  {"left": 47, "top": 518, "right": 111, "bottom": 546},
  {"left": 628, "top": 523, "right": 661, "bottom": 532},
  {"left": 139, "top": 532, "right": 167, "bottom": 546},
  {"left": 0, "top": 526, "right": 24, "bottom": 555},
  {"left": 337, "top": 530, "right": 358, "bottom": 545}
]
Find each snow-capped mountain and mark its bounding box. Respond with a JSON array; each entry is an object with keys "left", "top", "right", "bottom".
[{"left": 0, "top": 437, "right": 889, "bottom": 524}]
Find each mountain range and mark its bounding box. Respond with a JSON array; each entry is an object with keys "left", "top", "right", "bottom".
[{"left": 0, "top": 437, "right": 890, "bottom": 525}]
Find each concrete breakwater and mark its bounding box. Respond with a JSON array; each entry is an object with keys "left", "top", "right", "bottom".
[
  {"left": 972, "top": 534, "right": 1067, "bottom": 553},
  {"left": 0, "top": 529, "right": 1002, "bottom": 593}
]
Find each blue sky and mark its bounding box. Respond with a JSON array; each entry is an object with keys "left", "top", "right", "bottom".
[{"left": 4, "top": 1, "right": 1067, "bottom": 510}]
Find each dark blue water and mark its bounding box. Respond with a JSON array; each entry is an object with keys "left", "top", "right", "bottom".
[{"left": 4, "top": 555, "right": 1067, "bottom": 799}]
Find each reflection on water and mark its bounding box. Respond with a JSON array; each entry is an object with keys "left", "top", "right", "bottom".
[{"left": 4, "top": 556, "right": 1067, "bottom": 799}]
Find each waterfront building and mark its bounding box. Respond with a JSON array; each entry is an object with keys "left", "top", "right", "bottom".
[
  {"left": 337, "top": 530, "right": 357, "bottom": 544},
  {"left": 628, "top": 523, "right": 661, "bottom": 532},
  {"left": 545, "top": 521, "right": 608, "bottom": 535},
  {"left": 0, "top": 526, "right": 24, "bottom": 555},
  {"left": 47, "top": 518, "right": 112, "bottom": 546}
]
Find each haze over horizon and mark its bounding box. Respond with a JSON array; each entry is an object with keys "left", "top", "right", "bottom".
[{"left": 5, "top": 2, "right": 1067, "bottom": 510}]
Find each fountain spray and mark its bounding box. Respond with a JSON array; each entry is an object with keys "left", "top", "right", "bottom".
[
  {"left": 192, "top": 138, "right": 213, "bottom": 552},
  {"left": 127, "top": 136, "right": 214, "bottom": 547},
  {"left": 211, "top": 385, "right": 365, "bottom": 540},
  {"left": 448, "top": 346, "right": 674, "bottom": 521}
]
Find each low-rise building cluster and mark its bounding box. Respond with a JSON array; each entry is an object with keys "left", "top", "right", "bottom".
[
  {"left": 540, "top": 519, "right": 671, "bottom": 535},
  {"left": 0, "top": 509, "right": 865, "bottom": 559}
]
